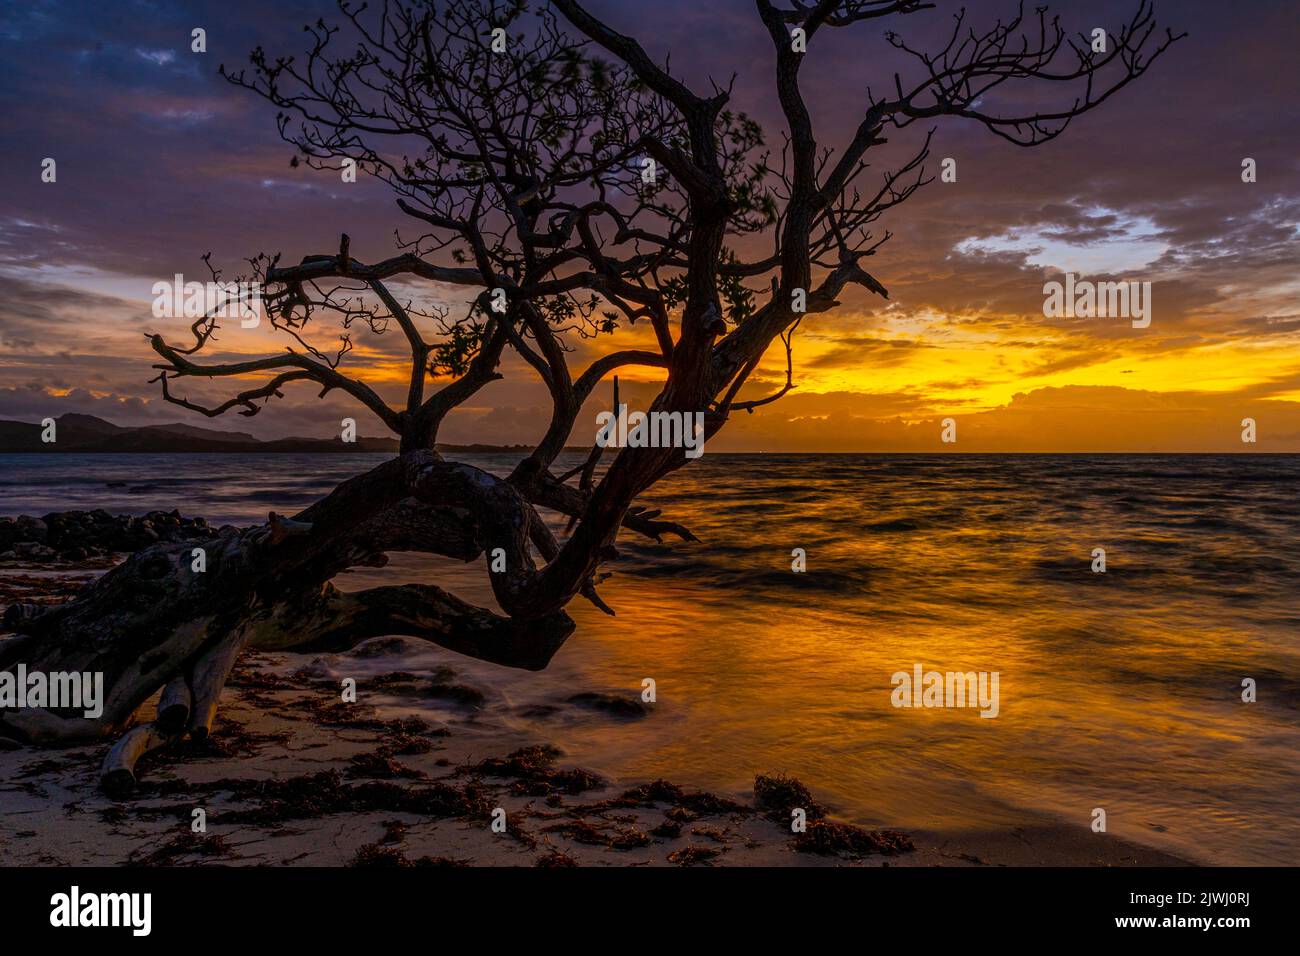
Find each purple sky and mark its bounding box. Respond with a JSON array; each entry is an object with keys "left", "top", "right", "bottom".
[{"left": 1, "top": 0, "right": 1298, "bottom": 451}]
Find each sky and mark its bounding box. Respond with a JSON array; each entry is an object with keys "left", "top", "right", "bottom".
[{"left": 1, "top": 0, "right": 1298, "bottom": 452}]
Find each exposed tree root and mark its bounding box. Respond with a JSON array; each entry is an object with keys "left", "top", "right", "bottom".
[
  {"left": 0, "top": 452, "right": 583, "bottom": 790},
  {"left": 249, "top": 581, "right": 574, "bottom": 670},
  {"left": 188, "top": 630, "right": 247, "bottom": 740},
  {"left": 155, "top": 677, "right": 192, "bottom": 734},
  {"left": 101, "top": 722, "right": 177, "bottom": 797}
]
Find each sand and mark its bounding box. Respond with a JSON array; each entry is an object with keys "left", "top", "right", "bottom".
[{"left": 0, "top": 637, "right": 1188, "bottom": 868}]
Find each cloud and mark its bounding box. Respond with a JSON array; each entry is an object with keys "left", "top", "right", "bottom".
[
  {"left": 804, "top": 335, "right": 937, "bottom": 370},
  {"left": 1, "top": 0, "right": 1297, "bottom": 453},
  {"left": 699, "top": 384, "right": 1300, "bottom": 453}
]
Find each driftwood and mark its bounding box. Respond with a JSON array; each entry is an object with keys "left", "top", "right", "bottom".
[
  {"left": 188, "top": 632, "right": 247, "bottom": 740},
  {"left": 99, "top": 634, "right": 248, "bottom": 789},
  {"left": 155, "top": 677, "right": 192, "bottom": 733},
  {"left": 100, "top": 723, "right": 177, "bottom": 797},
  {"left": 0, "top": 451, "right": 579, "bottom": 789}
]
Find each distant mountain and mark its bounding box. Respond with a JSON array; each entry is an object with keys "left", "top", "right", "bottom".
[
  {"left": 145, "top": 422, "right": 264, "bottom": 444},
  {"left": 0, "top": 414, "right": 400, "bottom": 453},
  {"left": 0, "top": 413, "right": 558, "bottom": 454}
]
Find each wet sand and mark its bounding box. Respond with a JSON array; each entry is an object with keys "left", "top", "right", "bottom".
[{"left": 0, "top": 632, "right": 1187, "bottom": 867}]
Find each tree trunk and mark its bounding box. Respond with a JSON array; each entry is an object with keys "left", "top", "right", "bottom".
[{"left": 0, "top": 452, "right": 575, "bottom": 768}]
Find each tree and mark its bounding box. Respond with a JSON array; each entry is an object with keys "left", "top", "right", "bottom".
[{"left": 0, "top": 0, "right": 1181, "bottom": 790}]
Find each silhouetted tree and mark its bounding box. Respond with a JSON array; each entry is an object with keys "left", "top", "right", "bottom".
[{"left": 1, "top": 0, "right": 1181, "bottom": 790}]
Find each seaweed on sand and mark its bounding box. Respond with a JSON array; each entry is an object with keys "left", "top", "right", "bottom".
[
  {"left": 471, "top": 745, "right": 607, "bottom": 797},
  {"left": 582, "top": 778, "right": 749, "bottom": 817},
  {"left": 691, "top": 825, "right": 730, "bottom": 843},
  {"left": 160, "top": 769, "right": 491, "bottom": 825},
  {"left": 678, "top": 790, "right": 749, "bottom": 815},
  {"left": 543, "top": 818, "right": 651, "bottom": 850},
  {"left": 127, "top": 832, "right": 232, "bottom": 866},
  {"left": 610, "top": 779, "right": 684, "bottom": 806},
  {"left": 667, "top": 845, "right": 721, "bottom": 866},
  {"left": 754, "top": 772, "right": 913, "bottom": 858},
  {"left": 380, "top": 819, "right": 408, "bottom": 844},
  {"left": 349, "top": 843, "right": 471, "bottom": 867},
  {"left": 793, "top": 820, "right": 914, "bottom": 857},
  {"left": 753, "top": 771, "right": 827, "bottom": 823},
  {"left": 347, "top": 751, "right": 426, "bottom": 780},
  {"left": 534, "top": 849, "right": 579, "bottom": 867},
  {"left": 287, "top": 694, "right": 449, "bottom": 740},
  {"left": 650, "top": 819, "right": 682, "bottom": 839}
]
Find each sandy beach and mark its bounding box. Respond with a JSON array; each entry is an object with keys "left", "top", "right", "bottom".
[{"left": 1, "top": 561, "right": 1187, "bottom": 867}]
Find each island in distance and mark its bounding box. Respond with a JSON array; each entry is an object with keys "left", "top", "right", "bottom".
[{"left": 0, "top": 413, "right": 539, "bottom": 455}]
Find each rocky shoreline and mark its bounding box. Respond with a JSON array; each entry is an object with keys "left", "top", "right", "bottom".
[{"left": 0, "top": 509, "right": 217, "bottom": 563}]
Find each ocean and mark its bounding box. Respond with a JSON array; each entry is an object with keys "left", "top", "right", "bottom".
[{"left": 2, "top": 451, "right": 1297, "bottom": 865}]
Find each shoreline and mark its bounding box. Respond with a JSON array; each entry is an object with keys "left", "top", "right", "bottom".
[
  {"left": 1, "top": 613, "right": 1189, "bottom": 867},
  {"left": 0, "top": 524, "right": 1197, "bottom": 868}
]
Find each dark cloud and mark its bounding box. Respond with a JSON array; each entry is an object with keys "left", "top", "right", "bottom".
[
  {"left": 1, "top": 0, "right": 1297, "bottom": 449},
  {"left": 804, "top": 335, "right": 937, "bottom": 369}
]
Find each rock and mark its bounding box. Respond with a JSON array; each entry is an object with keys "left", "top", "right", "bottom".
[
  {"left": 566, "top": 691, "right": 650, "bottom": 719},
  {"left": 0, "top": 509, "right": 218, "bottom": 559},
  {"left": 14, "top": 542, "right": 57, "bottom": 561},
  {"left": 16, "top": 517, "right": 48, "bottom": 543},
  {"left": 2, "top": 603, "right": 43, "bottom": 627}
]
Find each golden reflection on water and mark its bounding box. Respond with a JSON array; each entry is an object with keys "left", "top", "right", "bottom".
[
  {"left": 363, "top": 454, "right": 1300, "bottom": 866},
  {"left": 9, "top": 451, "right": 1292, "bottom": 863}
]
